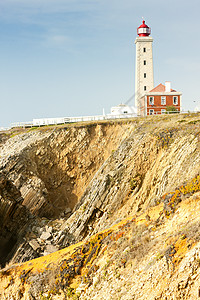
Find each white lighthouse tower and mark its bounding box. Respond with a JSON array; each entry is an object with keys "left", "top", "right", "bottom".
[{"left": 135, "top": 20, "right": 154, "bottom": 111}]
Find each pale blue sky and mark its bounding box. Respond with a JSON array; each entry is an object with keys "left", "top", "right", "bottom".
[{"left": 0, "top": 0, "right": 199, "bottom": 127}]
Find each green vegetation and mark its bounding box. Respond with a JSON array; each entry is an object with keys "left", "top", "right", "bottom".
[
  {"left": 165, "top": 106, "right": 179, "bottom": 113},
  {"left": 188, "top": 119, "right": 200, "bottom": 124}
]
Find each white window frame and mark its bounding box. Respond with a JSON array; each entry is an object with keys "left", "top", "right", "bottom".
[
  {"left": 173, "top": 96, "right": 178, "bottom": 105},
  {"left": 161, "top": 96, "right": 166, "bottom": 105},
  {"left": 161, "top": 109, "right": 166, "bottom": 114},
  {"left": 149, "top": 109, "right": 154, "bottom": 115},
  {"left": 149, "top": 96, "right": 154, "bottom": 105}
]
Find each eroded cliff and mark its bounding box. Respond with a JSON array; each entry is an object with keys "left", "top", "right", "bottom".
[
  {"left": 0, "top": 113, "right": 200, "bottom": 299},
  {"left": 0, "top": 122, "right": 129, "bottom": 266}
]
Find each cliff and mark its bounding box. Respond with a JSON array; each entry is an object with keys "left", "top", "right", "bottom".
[{"left": 0, "top": 113, "right": 200, "bottom": 299}]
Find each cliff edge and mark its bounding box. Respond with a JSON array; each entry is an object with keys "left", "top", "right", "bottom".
[{"left": 0, "top": 113, "right": 200, "bottom": 299}]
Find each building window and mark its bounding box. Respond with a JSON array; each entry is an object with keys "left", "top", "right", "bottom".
[
  {"left": 161, "top": 109, "right": 166, "bottom": 114},
  {"left": 144, "top": 73, "right": 146, "bottom": 78},
  {"left": 143, "top": 48, "right": 146, "bottom": 52},
  {"left": 144, "top": 60, "right": 146, "bottom": 65},
  {"left": 144, "top": 86, "right": 146, "bottom": 91},
  {"left": 149, "top": 109, "right": 154, "bottom": 115},
  {"left": 173, "top": 96, "right": 178, "bottom": 105},
  {"left": 161, "top": 96, "right": 166, "bottom": 105},
  {"left": 149, "top": 96, "right": 154, "bottom": 105},
  {"left": 123, "top": 111, "right": 128, "bottom": 114}
]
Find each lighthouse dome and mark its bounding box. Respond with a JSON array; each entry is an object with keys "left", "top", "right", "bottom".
[{"left": 137, "top": 20, "right": 151, "bottom": 37}]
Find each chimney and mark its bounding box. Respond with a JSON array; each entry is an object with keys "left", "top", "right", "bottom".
[{"left": 165, "top": 81, "right": 171, "bottom": 92}]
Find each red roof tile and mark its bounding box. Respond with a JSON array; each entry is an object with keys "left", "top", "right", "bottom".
[{"left": 149, "top": 83, "right": 176, "bottom": 93}]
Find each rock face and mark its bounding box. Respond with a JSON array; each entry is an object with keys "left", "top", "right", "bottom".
[
  {"left": 0, "top": 123, "right": 128, "bottom": 265},
  {"left": 0, "top": 172, "right": 32, "bottom": 267},
  {"left": 0, "top": 114, "right": 200, "bottom": 299},
  {"left": 64, "top": 117, "right": 200, "bottom": 243}
]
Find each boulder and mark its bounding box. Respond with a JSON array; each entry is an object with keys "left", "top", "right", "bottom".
[
  {"left": 29, "top": 239, "right": 40, "bottom": 251},
  {"left": 40, "top": 231, "right": 51, "bottom": 241}
]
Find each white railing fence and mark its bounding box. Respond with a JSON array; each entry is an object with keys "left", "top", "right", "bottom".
[
  {"left": 11, "top": 113, "right": 137, "bottom": 128},
  {"left": 10, "top": 110, "right": 200, "bottom": 129}
]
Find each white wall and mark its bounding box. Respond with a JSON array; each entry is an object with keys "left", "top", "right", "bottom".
[{"left": 111, "top": 104, "right": 137, "bottom": 116}]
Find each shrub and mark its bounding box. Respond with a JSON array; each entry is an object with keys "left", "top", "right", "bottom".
[{"left": 165, "top": 106, "right": 179, "bottom": 114}]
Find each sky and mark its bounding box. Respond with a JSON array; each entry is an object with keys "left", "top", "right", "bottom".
[{"left": 0, "top": 0, "right": 199, "bottom": 127}]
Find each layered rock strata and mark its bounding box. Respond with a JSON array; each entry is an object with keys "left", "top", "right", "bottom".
[{"left": 0, "top": 114, "right": 200, "bottom": 298}]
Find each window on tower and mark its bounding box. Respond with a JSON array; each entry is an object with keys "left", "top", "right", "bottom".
[
  {"left": 144, "top": 73, "right": 146, "bottom": 78},
  {"left": 144, "top": 60, "right": 146, "bottom": 65},
  {"left": 144, "top": 86, "right": 147, "bottom": 91},
  {"left": 143, "top": 48, "right": 146, "bottom": 52}
]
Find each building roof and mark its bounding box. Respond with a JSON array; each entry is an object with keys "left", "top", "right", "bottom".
[{"left": 149, "top": 83, "right": 176, "bottom": 93}]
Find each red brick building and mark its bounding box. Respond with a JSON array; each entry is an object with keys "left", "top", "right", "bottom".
[{"left": 138, "top": 82, "right": 182, "bottom": 117}]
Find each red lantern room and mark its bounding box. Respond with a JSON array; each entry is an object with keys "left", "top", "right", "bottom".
[{"left": 137, "top": 20, "right": 151, "bottom": 37}]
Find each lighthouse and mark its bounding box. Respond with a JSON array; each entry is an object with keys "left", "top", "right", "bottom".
[{"left": 135, "top": 20, "right": 154, "bottom": 111}]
